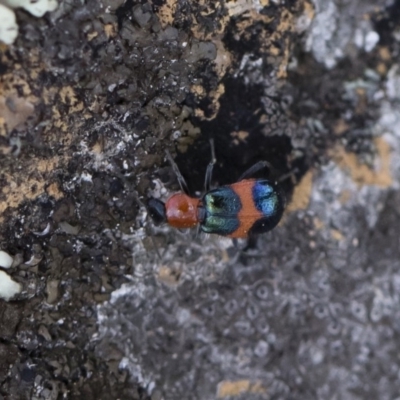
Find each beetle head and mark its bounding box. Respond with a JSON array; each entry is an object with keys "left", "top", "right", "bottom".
[{"left": 148, "top": 198, "right": 167, "bottom": 224}]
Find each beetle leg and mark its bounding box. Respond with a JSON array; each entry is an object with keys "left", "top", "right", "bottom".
[
  {"left": 277, "top": 167, "right": 299, "bottom": 183},
  {"left": 130, "top": 191, "right": 163, "bottom": 260},
  {"left": 204, "top": 138, "right": 217, "bottom": 192},
  {"left": 195, "top": 223, "right": 202, "bottom": 238},
  {"left": 166, "top": 150, "right": 190, "bottom": 195},
  {"left": 237, "top": 160, "right": 272, "bottom": 181}
]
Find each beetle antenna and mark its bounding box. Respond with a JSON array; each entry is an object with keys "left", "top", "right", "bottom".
[
  {"left": 237, "top": 160, "right": 272, "bottom": 181},
  {"left": 165, "top": 150, "right": 190, "bottom": 195},
  {"left": 204, "top": 138, "right": 217, "bottom": 192}
]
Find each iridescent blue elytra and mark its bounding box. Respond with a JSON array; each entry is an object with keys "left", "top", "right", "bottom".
[
  {"left": 198, "top": 179, "right": 284, "bottom": 238},
  {"left": 253, "top": 181, "right": 278, "bottom": 215},
  {"left": 201, "top": 187, "right": 241, "bottom": 236}
]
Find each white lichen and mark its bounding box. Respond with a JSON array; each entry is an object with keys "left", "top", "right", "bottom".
[
  {"left": 0, "top": 0, "right": 58, "bottom": 45},
  {"left": 0, "top": 270, "right": 21, "bottom": 301},
  {"left": 0, "top": 250, "right": 14, "bottom": 268},
  {"left": 0, "top": 250, "right": 22, "bottom": 301},
  {"left": 1, "top": 0, "right": 57, "bottom": 17},
  {"left": 0, "top": 3, "right": 18, "bottom": 45}
]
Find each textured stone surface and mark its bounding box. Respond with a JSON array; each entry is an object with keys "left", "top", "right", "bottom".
[{"left": 1, "top": 0, "right": 400, "bottom": 399}]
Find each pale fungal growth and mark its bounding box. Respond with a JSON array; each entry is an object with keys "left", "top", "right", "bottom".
[
  {"left": 0, "top": 270, "right": 21, "bottom": 301},
  {"left": 0, "top": 250, "right": 21, "bottom": 301},
  {"left": 1, "top": 0, "right": 58, "bottom": 17},
  {"left": 0, "top": 250, "right": 14, "bottom": 268},
  {"left": 0, "top": 0, "right": 58, "bottom": 44},
  {"left": 0, "top": 3, "right": 18, "bottom": 45}
]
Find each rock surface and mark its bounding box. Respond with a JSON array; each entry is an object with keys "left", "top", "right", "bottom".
[{"left": 1, "top": 0, "right": 400, "bottom": 399}]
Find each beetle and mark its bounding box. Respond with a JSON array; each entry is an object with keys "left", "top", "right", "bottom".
[{"left": 148, "top": 140, "right": 285, "bottom": 238}]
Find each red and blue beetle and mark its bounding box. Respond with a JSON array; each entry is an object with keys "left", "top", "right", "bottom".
[{"left": 148, "top": 140, "right": 285, "bottom": 238}]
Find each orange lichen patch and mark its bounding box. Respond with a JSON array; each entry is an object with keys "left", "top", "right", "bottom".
[
  {"left": 59, "top": 86, "right": 76, "bottom": 105},
  {"left": 234, "top": 9, "right": 273, "bottom": 33},
  {"left": 158, "top": 1, "right": 308, "bottom": 121},
  {"left": 37, "top": 159, "right": 59, "bottom": 174},
  {"left": 194, "top": 83, "right": 225, "bottom": 121},
  {"left": 209, "top": 83, "right": 225, "bottom": 107},
  {"left": 227, "top": 2, "right": 313, "bottom": 80},
  {"left": 157, "top": 266, "right": 181, "bottom": 286},
  {"left": 217, "top": 380, "right": 266, "bottom": 398},
  {"left": 176, "top": 120, "right": 201, "bottom": 153},
  {"left": 339, "top": 189, "right": 351, "bottom": 204},
  {"left": 378, "top": 46, "right": 391, "bottom": 61},
  {"left": 59, "top": 87, "right": 84, "bottom": 113},
  {"left": 333, "top": 119, "right": 350, "bottom": 136},
  {"left": 0, "top": 73, "right": 33, "bottom": 97},
  {"left": 189, "top": 1, "right": 229, "bottom": 41},
  {"left": 313, "top": 217, "right": 324, "bottom": 230},
  {"left": 217, "top": 380, "right": 250, "bottom": 397},
  {"left": 191, "top": 84, "right": 206, "bottom": 98},
  {"left": 0, "top": 95, "right": 34, "bottom": 136},
  {"left": 41, "top": 85, "right": 84, "bottom": 139},
  {"left": 277, "top": 42, "right": 290, "bottom": 78},
  {"left": 332, "top": 137, "right": 393, "bottom": 188},
  {"left": 156, "top": 0, "right": 178, "bottom": 29},
  {"left": 276, "top": 9, "right": 294, "bottom": 35},
  {"left": 191, "top": 39, "right": 231, "bottom": 120},
  {"left": 213, "top": 40, "right": 232, "bottom": 78},
  {"left": 1, "top": 179, "right": 49, "bottom": 216},
  {"left": 91, "top": 140, "right": 104, "bottom": 154},
  {"left": 231, "top": 130, "right": 249, "bottom": 145},
  {"left": 303, "top": 0, "right": 315, "bottom": 20},
  {"left": 249, "top": 381, "right": 266, "bottom": 394},
  {"left": 42, "top": 86, "right": 61, "bottom": 106},
  {"left": 87, "top": 31, "right": 99, "bottom": 41},
  {"left": 0, "top": 157, "right": 64, "bottom": 222},
  {"left": 40, "top": 86, "right": 86, "bottom": 136},
  {"left": 286, "top": 170, "right": 313, "bottom": 213},
  {"left": 331, "top": 229, "right": 344, "bottom": 241},
  {"left": 104, "top": 23, "right": 117, "bottom": 38},
  {"left": 355, "top": 87, "right": 368, "bottom": 115},
  {"left": 376, "top": 62, "right": 387, "bottom": 76},
  {"left": 52, "top": 107, "right": 70, "bottom": 133},
  {"left": 46, "top": 182, "right": 62, "bottom": 198},
  {"left": 0, "top": 37, "right": 94, "bottom": 222}
]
